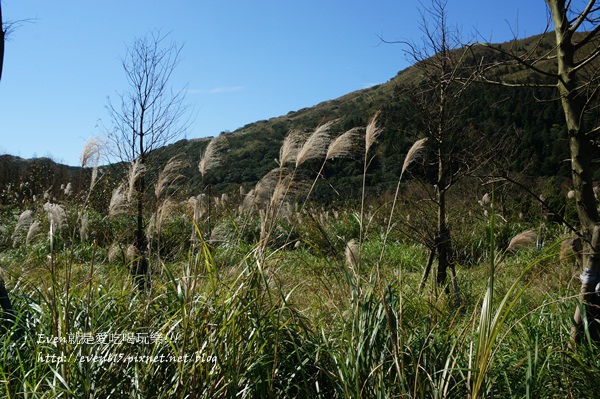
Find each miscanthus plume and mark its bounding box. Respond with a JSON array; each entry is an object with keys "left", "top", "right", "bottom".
[
  {"left": 199, "top": 135, "right": 227, "bottom": 178},
  {"left": 295, "top": 119, "right": 337, "bottom": 167}
]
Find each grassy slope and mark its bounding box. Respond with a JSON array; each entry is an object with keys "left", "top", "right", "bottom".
[{"left": 0, "top": 32, "right": 598, "bottom": 397}]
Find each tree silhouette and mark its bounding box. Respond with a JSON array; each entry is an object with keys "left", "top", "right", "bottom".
[{"left": 106, "top": 30, "right": 190, "bottom": 289}]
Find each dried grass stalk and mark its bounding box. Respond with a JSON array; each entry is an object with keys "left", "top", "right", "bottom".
[
  {"left": 279, "top": 129, "right": 303, "bottom": 166},
  {"left": 326, "top": 127, "right": 362, "bottom": 160},
  {"left": 43, "top": 202, "right": 66, "bottom": 230},
  {"left": 26, "top": 221, "right": 41, "bottom": 246},
  {"left": 507, "top": 229, "right": 537, "bottom": 251},
  {"left": 127, "top": 158, "right": 146, "bottom": 201},
  {"left": 13, "top": 210, "right": 34, "bottom": 246},
  {"left": 296, "top": 120, "right": 337, "bottom": 167},
  {"left": 199, "top": 135, "right": 227, "bottom": 178},
  {"left": 401, "top": 137, "right": 428, "bottom": 176},
  {"left": 365, "top": 111, "right": 383, "bottom": 154},
  {"left": 345, "top": 239, "right": 359, "bottom": 270},
  {"left": 155, "top": 156, "right": 185, "bottom": 198},
  {"left": 109, "top": 183, "right": 128, "bottom": 217}
]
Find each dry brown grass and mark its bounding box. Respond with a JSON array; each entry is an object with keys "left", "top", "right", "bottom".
[
  {"left": 365, "top": 111, "right": 383, "bottom": 154},
  {"left": 279, "top": 129, "right": 304, "bottom": 166},
  {"left": 401, "top": 137, "right": 428, "bottom": 177},
  {"left": 127, "top": 158, "right": 146, "bottom": 201},
  {"left": 198, "top": 135, "right": 227, "bottom": 178},
  {"left": 296, "top": 120, "right": 337, "bottom": 167},
  {"left": 155, "top": 156, "right": 185, "bottom": 198},
  {"left": 326, "top": 127, "right": 362, "bottom": 160},
  {"left": 507, "top": 229, "right": 537, "bottom": 251}
]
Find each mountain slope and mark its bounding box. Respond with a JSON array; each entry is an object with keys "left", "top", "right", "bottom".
[
  {"left": 2, "top": 32, "right": 597, "bottom": 205},
  {"left": 153, "top": 32, "right": 581, "bottom": 196}
]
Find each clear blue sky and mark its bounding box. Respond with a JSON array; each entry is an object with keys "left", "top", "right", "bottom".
[{"left": 0, "top": 0, "right": 550, "bottom": 166}]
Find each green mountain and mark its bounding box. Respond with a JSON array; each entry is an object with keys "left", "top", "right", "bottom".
[
  {"left": 152, "top": 32, "right": 579, "bottom": 197},
  {"left": 2, "top": 32, "right": 596, "bottom": 205}
]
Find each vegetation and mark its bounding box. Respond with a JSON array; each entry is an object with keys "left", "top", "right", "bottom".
[
  {"left": 0, "top": 108, "right": 596, "bottom": 397},
  {"left": 482, "top": 0, "right": 600, "bottom": 343},
  {"left": 0, "top": 2, "right": 599, "bottom": 397},
  {"left": 105, "top": 30, "right": 190, "bottom": 289}
]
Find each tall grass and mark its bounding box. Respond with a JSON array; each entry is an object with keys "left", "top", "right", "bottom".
[{"left": 0, "top": 125, "right": 596, "bottom": 398}]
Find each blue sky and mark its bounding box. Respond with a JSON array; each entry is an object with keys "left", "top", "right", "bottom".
[{"left": 0, "top": 0, "right": 550, "bottom": 166}]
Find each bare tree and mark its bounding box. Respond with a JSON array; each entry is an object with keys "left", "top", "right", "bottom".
[
  {"left": 0, "top": 3, "right": 28, "bottom": 82},
  {"left": 385, "top": 0, "right": 481, "bottom": 303},
  {"left": 106, "top": 30, "right": 189, "bottom": 288},
  {"left": 479, "top": 0, "right": 600, "bottom": 342},
  {"left": 0, "top": 3, "right": 15, "bottom": 336}
]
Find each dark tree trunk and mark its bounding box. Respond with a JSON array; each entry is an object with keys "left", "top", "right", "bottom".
[
  {"left": 0, "top": 272, "right": 16, "bottom": 332},
  {"left": 0, "top": 3, "right": 5, "bottom": 82}
]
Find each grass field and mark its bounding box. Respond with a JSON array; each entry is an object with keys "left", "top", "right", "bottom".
[{"left": 0, "top": 127, "right": 597, "bottom": 398}]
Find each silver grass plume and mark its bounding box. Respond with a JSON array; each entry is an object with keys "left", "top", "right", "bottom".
[
  {"left": 199, "top": 135, "right": 227, "bottom": 178},
  {"left": 126, "top": 245, "right": 140, "bottom": 261},
  {"left": 296, "top": 120, "right": 337, "bottom": 167},
  {"left": 127, "top": 158, "right": 146, "bottom": 201},
  {"left": 247, "top": 169, "right": 281, "bottom": 210},
  {"left": 80, "top": 137, "right": 103, "bottom": 168},
  {"left": 80, "top": 213, "right": 89, "bottom": 242},
  {"left": 44, "top": 202, "right": 66, "bottom": 251},
  {"left": 241, "top": 188, "right": 257, "bottom": 212},
  {"left": 401, "top": 137, "right": 428, "bottom": 178},
  {"left": 278, "top": 129, "right": 303, "bottom": 166},
  {"left": 326, "top": 127, "right": 362, "bottom": 160},
  {"left": 188, "top": 194, "right": 206, "bottom": 222},
  {"left": 155, "top": 156, "right": 185, "bottom": 198},
  {"left": 109, "top": 182, "right": 128, "bottom": 217},
  {"left": 108, "top": 244, "right": 121, "bottom": 263},
  {"left": 481, "top": 193, "right": 491, "bottom": 206},
  {"left": 156, "top": 199, "right": 174, "bottom": 233},
  {"left": 12, "top": 210, "right": 34, "bottom": 246},
  {"left": 80, "top": 137, "right": 104, "bottom": 188},
  {"left": 365, "top": 111, "right": 383, "bottom": 154},
  {"left": 26, "top": 220, "right": 41, "bottom": 246},
  {"left": 270, "top": 174, "right": 301, "bottom": 210},
  {"left": 377, "top": 137, "right": 428, "bottom": 273},
  {"left": 345, "top": 239, "right": 360, "bottom": 279},
  {"left": 145, "top": 214, "right": 157, "bottom": 242},
  {"left": 43, "top": 202, "right": 66, "bottom": 231},
  {"left": 507, "top": 230, "right": 537, "bottom": 251}
]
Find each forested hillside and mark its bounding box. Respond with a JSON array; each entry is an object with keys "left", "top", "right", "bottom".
[{"left": 0, "top": 33, "right": 585, "bottom": 207}]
